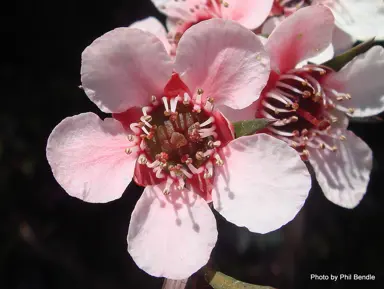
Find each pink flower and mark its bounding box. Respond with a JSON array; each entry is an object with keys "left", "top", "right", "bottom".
[
  {"left": 46, "top": 19, "right": 311, "bottom": 279},
  {"left": 262, "top": 1, "right": 355, "bottom": 64},
  {"left": 224, "top": 6, "right": 384, "bottom": 209},
  {"left": 131, "top": 0, "right": 274, "bottom": 54}
]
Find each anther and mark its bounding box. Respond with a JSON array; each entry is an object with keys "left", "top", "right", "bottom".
[
  {"left": 319, "top": 143, "right": 325, "bottom": 149},
  {"left": 196, "top": 151, "right": 205, "bottom": 160},
  {"left": 197, "top": 88, "right": 204, "bottom": 95},
  {"left": 163, "top": 177, "right": 174, "bottom": 195},
  {"left": 348, "top": 108, "right": 355, "bottom": 114},
  {"left": 214, "top": 153, "right": 224, "bottom": 166},
  {"left": 127, "top": 134, "right": 134, "bottom": 142},
  {"left": 151, "top": 95, "right": 158, "bottom": 105},
  {"left": 125, "top": 148, "right": 132, "bottom": 155},
  {"left": 208, "top": 140, "right": 221, "bottom": 148},
  {"left": 339, "top": 135, "right": 346, "bottom": 141},
  {"left": 303, "top": 91, "right": 312, "bottom": 98},
  {"left": 292, "top": 103, "right": 299, "bottom": 110},
  {"left": 138, "top": 154, "right": 147, "bottom": 165}
]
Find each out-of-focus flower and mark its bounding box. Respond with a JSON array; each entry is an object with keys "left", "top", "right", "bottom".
[
  {"left": 222, "top": 6, "right": 384, "bottom": 209},
  {"left": 262, "top": 1, "right": 355, "bottom": 64},
  {"left": 131, "top": 0, "right": 273, "bottom": 55},
  {"left": 314, "top": 0, "right": 384, "bottom": 40},
  {"left": 46, "top": 19, "right": 311, "bottom": 279}
]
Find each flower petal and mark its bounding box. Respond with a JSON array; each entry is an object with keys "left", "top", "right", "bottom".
[
  {"left": 175, "top": 19, "right": 270, "bottom": 109},
  {"left": 46, "top": 112, "right": 137, "bottom": 203},
  {"left": 217, "top": 102, "right": 257, "bottom": 122},
  {"left": 128, "top": 183, "right": 217, "bottom": 279},
  {"left": 322, "top": 46, "right": 384, "bottom": 117},
  {"left": 314, "top": 0, "right": 384, "bottom": 40},
  {"left": 152, "top": 0, "right": 203, "bottom": 20},
  {"left": 212, "top": 134, "right": 310, "bottom": 234},
  {"left": 81, "top": 27, "right": 173, "bottom": 113},
  {"left": 129, "top": 17, "right": 171, "bottom": 54},
  {"left": 266, "top": 5, "right": 334, "bottom": 73},
  {"left": 309, "top": 129, "right": 372, "bottom": 208},
  {"left": 221, "top": 0, "right": 274, "bottom": 30}
]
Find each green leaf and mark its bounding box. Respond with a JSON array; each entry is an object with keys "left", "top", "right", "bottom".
[
  {"left": 205, "top": 270, "right": 275, "bottom": 289},
  {"left": 233, "top": 119, "right": 274, "bottom": 138},
  {"left": 322, "top": 38, "right": 375, "bottom": 71}
]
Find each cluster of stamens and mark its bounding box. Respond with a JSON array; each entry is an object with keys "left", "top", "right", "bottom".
[
  {"left": 124, "top": 88, "right": 224, "bottom": 195},
  {"left": 259, "top": 64, "right": 354, "bottom": 160},
  {"left": 273, "top": 0, "right": 310, "bottom": 15},
  {"left": 159, "top": 0, "right": 230, "bottom": 55}
]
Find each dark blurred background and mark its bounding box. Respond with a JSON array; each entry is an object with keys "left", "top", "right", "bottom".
[{"left": 3, "top": 0, "right": 384, "bottom": 288}]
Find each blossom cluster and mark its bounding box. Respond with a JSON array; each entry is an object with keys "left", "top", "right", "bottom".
[{"left": 46, "top": 0, "right": 384, "bottom": 280}]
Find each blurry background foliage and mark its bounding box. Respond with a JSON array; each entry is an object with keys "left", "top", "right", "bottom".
[{"left": 2, "top": 0, "right": 384, "bottom": 288}]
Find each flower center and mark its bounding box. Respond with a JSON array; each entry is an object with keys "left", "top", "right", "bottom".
[
  {"left": 162, "top": 0, "right": 230, "bottom": 53},
  {"left": 258, "top": 65, "right": 351, "bottom": 160},
  {"left": 272, "top": 0, "right": 311, "bottom": 16},
  {"left": 123, "top": 75, "right": 226, "bottom": 195}
]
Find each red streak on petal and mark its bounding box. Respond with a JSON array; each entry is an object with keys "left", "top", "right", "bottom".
[
  {"left": 295, "top": 107, "right": 321, "bottom": 127},
  {"left": 163, "top": 72, "right": 191, "bottom": 98}
]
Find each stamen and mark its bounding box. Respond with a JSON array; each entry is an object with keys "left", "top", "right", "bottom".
[
  {"left": 163, "top": 177, "right": 174, "bottom": 195},
  {"left": 151, "top": 95, "right": 159, "bottom": 105},
  {"left": 129, "top": 123, "right": 142, "bottom": 134},
  {"left": 140, "top": 115, "right": 152, "bottom": 128},
  {"left": 262, "top": 100, "right": 295, "bottom": 113},
  {"left": 170, "top": 96, "right": 181, "bottom": 112},
  {"left": 199, "top": 125, "right": 218, "bottom": 138},
  {"left": 204, "top": 161, "right": 213, "bottom": 179},
  {"left": 208, "top": 140, "right": 221, "bottom": 148},
  {"left": 214, "top": 153, "right": 224, "bottom": 166},
  {"left": 276, "top": 81, "right": 306, "bottom": 95},
  {"left": 177, "top": 177, "right": 185, "bottom": 190},
  {"left": 162, "top": 97, "right": 170, "bottom": 116},
  {"left": 137, "top": 154, "right": 147, "bottom": 165},
  {"left": 187, "top": 163, "right": 204, "bottom": 174},
  {"left": 183, "top": 92, "right": 191, "bottom": 105},
  {"left": 200, "top": 116, "right": 215, "bottom": 127},
  {"left": 180, "top": 168, "right": 193, "bottom": 179}
]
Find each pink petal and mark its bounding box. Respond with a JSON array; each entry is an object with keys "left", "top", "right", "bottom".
[
  {"left": 175, "top": 19, "right": 270, "bottom": 109},
  {"left": 152, "top": 0, "right": 203, "bottom": 20},
  {"left": 309, "top": 129, "right": 372, "bottom": 208},
  {"left": 46, "top": 113, "right": 137, "bottom": 203},
  {"left": 221, "top": 0, "right": 274, "bottom": 30},
  {"left": 128, "top": 183, "right": 217, "bottom": 279},
  {"left": 81, "top": 28, "right": 173, "bottom": 113},
  {"left": 217, "top": 102, "right": 258, "bottom": 122},
  {"left": 266, "top": 5, "right": 334, "bottom": 73},
  {"left": 212, "top": 134, "right": 310, "bottom": 234},
  {"left": 129, "top": 17, "right": 172, "bottom": 55},
  {"left": 321, "top": 46, "right": 384, "bottom": 117}
]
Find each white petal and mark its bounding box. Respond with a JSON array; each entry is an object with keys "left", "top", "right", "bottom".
[
  {"left": 322, "top": 46, "right": 384, "bottom": 117},
  {"left": 316, "top": 0, "right": 384, "bottom": 40},
  {"left": 212, "top": 134, "right": 311, "bottom": 234},
  {"left": 128, "top": 183, "right": 217, "bottom": 279},
  {"left": 309, "top": 129, "right": 373, "bottom": 208}
]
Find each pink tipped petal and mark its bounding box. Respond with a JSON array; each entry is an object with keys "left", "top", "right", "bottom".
[
  {"left": 81, "top": 28, "right": 173, "bottom": 113},
  {"left": 309, "top": 129, "right": 373, "bottom": 209},
  {"left": 46, "top": 113, "right": 137, "bottom": 203},
  {"left": 212, "top": 134, "right": 311, "bottom": 234},
  {"left": 322, "top": 46, "right": 384, "bottom": 117},
  {"left": 266, "top": 5, "right": 334, "bottom": 73},
  {"left": 129, "top": 17, "right": 171, "bottom": 54},
  {"left": 128, "top": 183, "right": 217, "bottom": 279},
  {"left": 221, "top": 0, "right": 274, "bottom": 30},
  {"left": 175, "top": 19, "right": 270, "bottom": 109}
]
